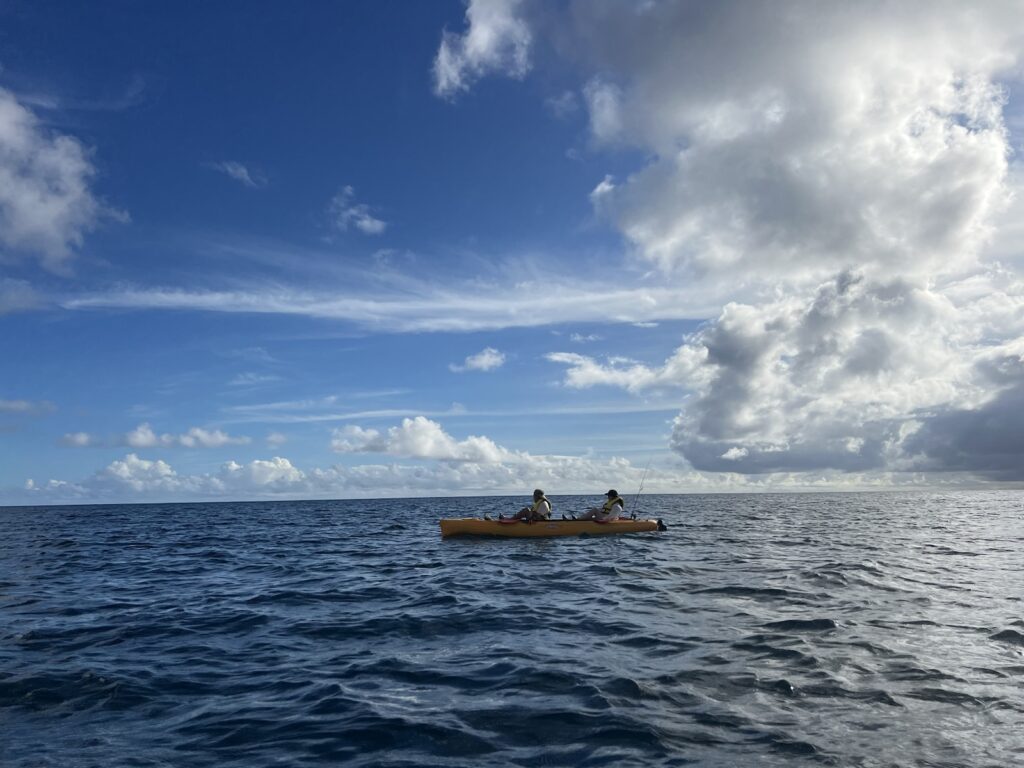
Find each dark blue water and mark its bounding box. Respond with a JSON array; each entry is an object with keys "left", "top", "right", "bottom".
[{"left": 2, "top": 492, "right": 1023, "bottom": 767}]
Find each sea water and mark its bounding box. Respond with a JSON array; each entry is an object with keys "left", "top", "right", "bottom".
[{"left": 2, "top": 492, "right": 1022, "bottom": 767}]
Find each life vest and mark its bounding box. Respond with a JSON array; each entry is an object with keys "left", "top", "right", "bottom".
[
  {"left": 602, "top": 496, "right": 625, "bottom": 513},
  {"left": 531, "top": 496, "right": 552, "bottom": 517}
]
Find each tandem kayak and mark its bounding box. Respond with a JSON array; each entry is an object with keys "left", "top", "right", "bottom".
[{"left": 439, "top": 517, "right": 667, "bottom": 538}]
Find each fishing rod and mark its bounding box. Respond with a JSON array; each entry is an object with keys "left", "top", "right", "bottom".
[{"left": 629, "top": 459, "right": 651, "bottom": 519}]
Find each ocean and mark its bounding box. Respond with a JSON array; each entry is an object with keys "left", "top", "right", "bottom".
[{"left": 2, "top": 491, "right": 1022, "bottom": 767}]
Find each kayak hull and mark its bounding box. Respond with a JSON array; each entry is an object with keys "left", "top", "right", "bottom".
[{"left": 439, "top": 518, "right": 662, "bottom": 538}]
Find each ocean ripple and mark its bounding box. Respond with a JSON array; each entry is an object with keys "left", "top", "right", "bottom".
[{"left": 2, "top": 491, "right": 1023, "bottom": 767}]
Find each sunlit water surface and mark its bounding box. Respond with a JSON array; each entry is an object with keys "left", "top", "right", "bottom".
[{"left": 2, "top": 492, "right": 1023, "bottom": 767}]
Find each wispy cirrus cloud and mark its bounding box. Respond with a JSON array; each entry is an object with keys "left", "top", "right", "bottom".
[
  {"left": 60, "top": 279, "right": 719, "bottom": 332},
  {"left": 0, "top": 397, "right": 55, "bottom": 415},
  {"left": 0, "top": 279, "right": 42, "bottom": 315},
  {"left": 228, "top": 372, "right": 281, "bottom": 387},
  {"left": 206, "top": 160, "right": 267, "bottom": 189},
  {"left": 16, "top": 73, "right": 148, "bottom": 113},
  {"left": 328, "top": 186, "right": 387, "bottom": 235},
  {"left": 220, "top": 396, "right": 679, "bottom": 427}
]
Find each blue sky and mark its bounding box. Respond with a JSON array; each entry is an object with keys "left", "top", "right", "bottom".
[{"left": 3, "top": 1, "right": 1024, "bottom": 502}]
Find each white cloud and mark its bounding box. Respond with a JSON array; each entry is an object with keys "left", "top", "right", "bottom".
[
  {"left": 16, "top": 436, "right": 1010, "bottom": 505},
  {"left": 124, "top": 422, "right": 162, "bottom": 448},
  {"left": 569, "top": 333, "right": 602, "bottom": 344},
  {"left": 62, "top": 278, "right": 725, "bottom": 332},
  {"left": 583, "top": 78, "right": 624, "bottom": 143},
  {"left": 101, "top": 453, "right": 178, "bottom": 492},
  {"left": 436, "top": 4, "right": 1024, "bottom": 285},
  {"left": 60, "top": 432, "right": 93, "bottom": 447},
  {"left": 0, "top": 397, "right": 55, "bottom": 414},
  {"left": 545, "top": 90, "right": 579, "bottom": 120},
  {"left": 547, "top": 347, "right": 705, "bottom": 394},
  {"left": 0, "top": 87, "right": 124, "bottom": 273},
  {"left": 18, "top": 428, "right": 684, "bottom": 501},
  {"left": 331, "top": 416, "right": 521, "bottom": 463},
  {"left": 266, "top": 432, "right": 287, "bottom": 448},
  {"left": 122, "top": 422, "right": 251, "bottom": 449},
  {"left": 328, "top": 186, "right": 387, "bottom": 235},
  {"left": 438, "top": 2, "right": 1024, "bottom": 483},
  {"left": 433, "top": 0, "right": 532, "bottom": 98},
  {"left": 220, "top": 456, "right": 305, "bottom": 488},
  {"left": 228, "top": 372, "right": 280, "bottom": 387},
  {"left": 552, "top": 3, "right": 1024, "bottom": 283},
  {"left": 449, "top": 346, "right": 506, "bottom": 372},
  {"left": 721, "top": 447, "right": 748, "bottom": 461},
  {"left": 228, "top": 346, "right": 278, "bottom": 364},
  {"left": 548, "top": 271, "right": 1024, "bottom": 478},
  {"left": 207, "top": 161, "right": 267, "bottom": 189},
  {"left": 178, "top": 427, "right": 250, "bottom": 448},
  {"left": 0, "top": 278, "right": 40, "bottom": 314}
]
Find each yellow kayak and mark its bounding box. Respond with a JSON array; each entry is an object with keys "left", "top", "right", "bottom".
[{"left": 439, "top": 517, "right": 666, "bottom": 538}]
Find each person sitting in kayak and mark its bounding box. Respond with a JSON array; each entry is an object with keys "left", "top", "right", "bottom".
[
  {"left": 499, "top": 488, "right": 551, "bottom": 521},
  {"left": 578, "top": 489, "right": 625, "bottom": 521}
]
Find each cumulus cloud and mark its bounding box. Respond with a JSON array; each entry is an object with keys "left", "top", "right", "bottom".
[
  {"left": 0, "top": 87, "right": 124, "bottom": 273},
  {"left": 101, "top": 453, "right": 179, "bottom": 492},
  {"left": 60, "top": 431, "right": 93, "bottom": 447},
  {"left": 901, "top": 337, "right": 1024, "bottom": 479},
  {"left": 441, "top": 1, "right": 1024, "bottom": 483},
  {"left": 328, "top": 186, "right": 387, "bottom": 235},
  {"left": 435, "top": 3, "right": 1024, "bottom": 282},
  {"left": 433, "top": 0, "right": 532, "bottom": 98},
  {"left": 219, "top": 456, "right": 305, "bottom": 488},
  {"left": 449, "top": 346, "right": 506, "bottom": 372},
  {"left": 331, "top": 416, "right": 522, "bottom": 463},
  {"left": 549, "top": 271, "right": 1024, "bottom": 477},
  {"left": 17, "top": 439, "right": 1002, "bottom": 505},
  {"left": 206, "top": 161, "right": 267, "bottom": 189},
  {"left": 16, "top": 428, "right": 676, "bottom": 502},
  {"left": 122, "top": 422, "right": 251, "bottom": 449},
  {"left": 559, "top": 3, "right": 1023, "bottom": 282}
]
